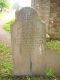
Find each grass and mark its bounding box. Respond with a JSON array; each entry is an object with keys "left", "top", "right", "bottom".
[
  {"left": 3, "top": 19, "right": 14, "bottom": 32},
  {"left": 47, "top": 40, "right": 60, "bottom": 51},
  {"left": 0, "top": 42, "right": 13, "bottom": 77},
  {"left": 0, "top": 40, "right": 60, "bottom": 79}
]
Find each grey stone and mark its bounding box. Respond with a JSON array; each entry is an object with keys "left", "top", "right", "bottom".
[
  {"left": 11, "top": 7, "right": 46, "bottom": 76},
  {"left": 31, "top": 0, "right": 50, "bottom": 31}
]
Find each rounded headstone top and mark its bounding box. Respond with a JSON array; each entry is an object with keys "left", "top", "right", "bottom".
[
  {"left": 18, "top": 7, "right": 37, "bottom": 13},
  {"left": 15, "top": 7, "right": 38, "bottom": 20}
]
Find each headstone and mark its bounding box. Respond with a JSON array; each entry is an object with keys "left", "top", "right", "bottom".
[{"left": 11, "top": 7, "right": 46, "bottom": 76}]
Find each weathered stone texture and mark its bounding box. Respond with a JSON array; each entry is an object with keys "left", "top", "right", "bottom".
[
  {"left": 48, "top": 0, "right": 60, "bottom": 39},
  {"left": 32, "top": 0, "right": 60, "bottom": 39},
  {"left": 11, "top": 7, "right": 46, "bottom": 75},
  {"left": 31, "top": 0, "right": 50, "bottom": 31}
]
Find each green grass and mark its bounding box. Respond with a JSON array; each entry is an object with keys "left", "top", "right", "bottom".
[
  {"left": 3, "top": 20, "right": 14, "bottom": 32},
  {"left": 0, "top": 42, "right": 13, "bottom": 77},
  {"left": 47, "top": 40, "right": 60, "bottom": 51},
  {"left": 0, "top": 40, "right": 60, "bottom": 79}
]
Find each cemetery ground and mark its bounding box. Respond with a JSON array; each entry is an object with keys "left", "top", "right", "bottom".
[{"left": 0, "top": 12, "right": 60, "bottom": 80}]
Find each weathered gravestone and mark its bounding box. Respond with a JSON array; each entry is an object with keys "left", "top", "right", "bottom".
[{"left": 11, "top": 7, "right": 46, "bottom": 76}]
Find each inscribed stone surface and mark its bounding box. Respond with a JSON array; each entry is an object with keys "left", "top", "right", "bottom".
[{"left": 11, "top": 7, "right": 46, "bottom": 75}]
